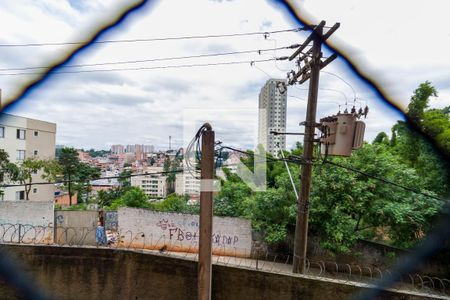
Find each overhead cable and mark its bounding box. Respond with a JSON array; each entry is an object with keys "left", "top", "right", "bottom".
[
  {"left": 0, "top": 46, "right": 296, "bottom": 72},
  {"left": 0, "top": 58, "right": 279, "bottom": 76},
  {"left": 0, "top": 28, "right": 305, "bottom": 48}
]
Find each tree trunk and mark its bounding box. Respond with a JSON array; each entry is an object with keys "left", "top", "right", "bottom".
[{"left": 25, "top": 182, "right": 31, "bottom": 200}]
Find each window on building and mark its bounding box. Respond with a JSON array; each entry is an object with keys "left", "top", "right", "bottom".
[
  {"left": 34, "top": 150, "right": 38, "bottom": 156},
  {"left": 0, "top": 126, "right": 4, "bottom": 138},
  {"left": 16, "top": 191, "right": 25, "bottom": 200},
  {"left": 34, "top": 131, "right": 39, "bottom": 137},
  {"left": 33, "top": 188, "right": 37, "bottom": 193},
  {"left": 16, "top": 129, "right": 25, "bottom": 140},
  {"left": 16, "top": 150, "right": 25, "bottom": 160}
]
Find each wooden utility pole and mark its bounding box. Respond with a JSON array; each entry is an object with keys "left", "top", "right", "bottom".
[
  {"left": 289, "top": 21, "right": 340, "bottom": 273},
  {"left": 198, "top": 124, "right": 214, "bottom": 300}
]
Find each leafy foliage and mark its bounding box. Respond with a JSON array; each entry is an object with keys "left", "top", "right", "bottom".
[
  {"left": 150, "top": 193, "right": 199, "bottom": 214},
  {"left": 57, "top": 147, "right": 100, "bottom": 203},
  {"left": 211, "top": 82, "right": 448, "bottom": 253},
  {"left": 214, "top": 179, "right": 252, "bottom": 217},
  {"left": 407, "top": 81, "right": 437, "bottom": 124},
  {"left": 0, "top": 150, "right": 12, "bottom": 197},
  {"left": 109, "top": 187, "right": 149, "bottom": 210},
  {"left": 7, "top": 158, "right": 45, "bottom": 200}
]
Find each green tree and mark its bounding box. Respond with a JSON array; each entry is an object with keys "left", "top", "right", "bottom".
[
  {"left": 244, "top": 188, "right": 295, "bottom": 244},
  {"left": 308, "top": 144, "right": 441, "bottom": 251},
  {"left": 8, "top": 158, "right": 45, "bottom": 200},
  {"left": 422, "top": 109, "right": 450, "bottom": 138},
  {"left": 73, "top": 162, "right": 101, "bottom": 203},
  {"left": 407, "top": 81, "right": 437, "bottom": 125},
  {"left": 0, "top": 150, "right": 13, "bottom": 197},
  {"left": 214, "top": 180, "right": 251, "bottom": 217},
  {"left": 109, "top": 187, "right": 149, "bottom": 209},
  {"left": 97, "top": 170, "right": 133, "bottom": 208},
  {"left": 163, "top": 155, "right": 182, "bottom": 194},
  {"left": 389, "top": 82, "right": 449, "bottom": 195},
  {"left": 58, "top": 147, "right": 79, "bottom": 204},
  {"left": 373, "top": 132, "right": 389, "bottom": 145},
  {"left": 41, "top": 159, "right": 63, "bottom": 182},
  {"left": 86, "top": 149, "right": 110, "bottom": 157},
  {"left": 151, "top": 193, "right": 190, "bottom": 212},
  {"left": 118, "top": 169, "right": 132, "bottom": 189},
  {"left": 56, "top": 147, "right": 101, "bottom": 204}
]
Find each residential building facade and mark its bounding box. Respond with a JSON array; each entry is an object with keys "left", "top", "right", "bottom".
[
  {"left": 257, "top": 79, "right": 287, "bottom": 157},
  {"left": 111, "top": 144, "right": 154, "bottom": 155},
  {"left": 0, "top": 113, "right": 56, "bottom": 201},
  {"left": 130, "top": 166, "right": 167, "bottom": 199},
  {"left": 175, "top": 172, "right": 200, "bottom": 199},
  {"left": 111, "top": 144, "right": 125, "bottom": 155}
]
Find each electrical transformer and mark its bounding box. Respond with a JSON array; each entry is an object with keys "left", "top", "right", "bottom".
[{"left": 320, "top": 113, "right": 365, "bottom": 157}]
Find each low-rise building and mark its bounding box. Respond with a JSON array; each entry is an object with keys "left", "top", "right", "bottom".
[
  {"left": 131, "top": 167, "right": 167, "bottom": 199},
  {"left": 175, "top": 172, "right": 200, "bottom": 199},
  {"left": 0, "top": 113, "right": 56, "bottom": 201}
]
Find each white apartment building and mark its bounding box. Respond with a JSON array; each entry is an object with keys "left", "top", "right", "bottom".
[
  {"left": 124, "top": 144, "right": 154, "bottom": 154},
  {"left": 257, "top": 79, "right": 287, "bottom": 157},
  {"left": 0, "top": 113, "right": 56, "bottom": 201},
  {"left": 130, "top": 166, "right": 167, "bottom": 199},
  {"left": 111, "top": 144, "right": 125, "bottom": 155},
  {"left": 175, "top": 172, "right": 200, "bottom": 198}
]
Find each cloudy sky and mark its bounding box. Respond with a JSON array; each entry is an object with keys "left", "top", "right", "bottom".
[{"left": 0, "top": 0, "right": 449, "bottom": 150}]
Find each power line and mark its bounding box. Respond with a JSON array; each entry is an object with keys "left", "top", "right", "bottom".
[
  {"left": 0, "top": 28, "right": 305, "bottom": 48},
  {"left": 218, "top": 145, "right": 305, "bottom": 164},
  {"left": 0, "top": 46, "right": 294, "bottom": 72},
  {"left": 321, "top": 70, "right": 357, "bottom": 104},
  {"left": 0, "top": 169, "right": 184, "bottom": 188},
  {"left": 0, "top": 58, "right": 280, "bottom": 76},
  {"left": 323, "top": 159, "right": 443, "bottom": 201}
]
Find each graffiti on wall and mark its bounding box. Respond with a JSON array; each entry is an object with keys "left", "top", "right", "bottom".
[
  {"left": 156, "top": 218, "right": 240, "bottom": 246},
  {"left": 105, "top": 211, "right": 118, "bottom": 231},
  {"left": 118, "top": 208, "right": 252, "bottom": 257}
]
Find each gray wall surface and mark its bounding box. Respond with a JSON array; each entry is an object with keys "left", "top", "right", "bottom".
[
  {"left": 0, "top": 201, "right": 54, "bottom": 243},
  {"left": 54, "top": 210, "right": 97, "bottom": 245},
  {"left": 0, "top": 245, "right": 436, "bottom": 300},
  {"left": 118, "top": 207, "right": 252, "bottom": 256}
]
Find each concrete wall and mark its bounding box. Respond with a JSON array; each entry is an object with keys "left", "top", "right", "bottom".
[
  {"left": 54, "top": 210, "right": 97, "bottom": 245},
  {"left": 118, "top": 208, "right": 252, "bottom": 257},
  {"left": 0, "top": 245, "right": 436, "bottom": 300},
  {"left": 0, "top": 201, "right": 54, "bottom": 243}
]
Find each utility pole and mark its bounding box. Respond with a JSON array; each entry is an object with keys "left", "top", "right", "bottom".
[
  {"left": 288, "top": 21, "right": 340, "bottom": 273},
  {"left": 198, "top": 123, "right": 214, "bottom": 300}
]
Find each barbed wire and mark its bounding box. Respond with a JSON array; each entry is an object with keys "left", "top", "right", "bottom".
[{"left": 1, "top": 222, "right": 448, "bottom": 297}]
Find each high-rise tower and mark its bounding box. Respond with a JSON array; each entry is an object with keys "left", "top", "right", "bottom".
[{"left": 257, "top": 79, "right": 287, "bottom": 157}]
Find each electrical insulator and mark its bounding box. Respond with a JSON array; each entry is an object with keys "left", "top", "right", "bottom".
[
  {"left": 352, "top": 121, "right": 365, "bottom": 149},
  {"left": 364, "top": 106, "right": 369, "bottom": 118},
  {"left": 320, "top": 113, "right": 366, "bottom": 157}
]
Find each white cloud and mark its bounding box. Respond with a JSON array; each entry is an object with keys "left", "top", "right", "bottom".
[{"left": 1, "top": 0, "right": 447, "bottom": 150}]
